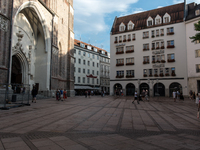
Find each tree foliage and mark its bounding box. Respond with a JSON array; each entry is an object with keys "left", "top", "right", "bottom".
[{"left": 190, "top": 20, "right": 200, "bottom": 42}]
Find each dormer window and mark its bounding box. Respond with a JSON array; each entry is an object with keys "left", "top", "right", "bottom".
[
  {"left": 94, "top": 48, "right": 97, "bottom": 52},
  {"left": 119, "top": 22, "right": 126, "bottom": 32},
  {"left": 155, "top": 15, "right": 162, "bottom": 25},
  {"left": 87, "top": 45, "right": 91, "bottom": 50},
  {"left": 163, "top": 13, "right": 171, "bottom": 23},
  {"left": 147, "top": 16, "right": 153, "bottom": 26},
  {"left": 127, "top": 21, "right": 134, "bottom": 30},
  {"left": 80, "top": 43, "right": 85, "bottom": 48},
  {"left": 196, "top": 9, "right": 200, "bottom": 16}
]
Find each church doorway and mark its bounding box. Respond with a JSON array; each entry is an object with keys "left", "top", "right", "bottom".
[
  {"left": 11, "top": 55, "right": 22, "bottom": 84},
  {"left": 126, "top": 83, "right": 135, "bottom": 96},
  {"left": 154, "top": 83, "right": 165, "bottom": 96},
  {"left": 139, "top": 83, "right": 149, "bottom": 95},
  {"left": 114, "top": 83, "right": 122, "bottom": 95}
]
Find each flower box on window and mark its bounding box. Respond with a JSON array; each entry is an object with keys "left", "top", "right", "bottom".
[
  {"left": 165, "top": 73, "right": 170, "bottom": 76},
  {"left": 161, "top": 46, "right": 165, "bottom": 49},
  {"left": 143, "top": 61, "right": 149, "bottom": 64},
  {"left": 132, "top": 38, "right": 135, "bottom": 41},
  {"left": 116, "top": 75, "right": 124, "bottom": 78},
  {"left": 156, "top": 60, "right": 160, "bottom": 63},
  {"left": 152, "top": 35, "right": 155, "bottom": 38},
  {"left": 156, "top": 47, "right": 160, "bottom": 49},
  {"left": 127, "top": 39, "right": 131, "bottom": 42},
  {"left": 119, "top": 40, "right": 122, "bottom": 43},
  {"left": 152, "top": 60, "right": 156, "bottom": 63},
  {"left": 154, "top": 74, "right": 158, "bottom": 77},
  {"left": 116, "top": 51, "right": 124, "bottom": 54},
  {"left": 143, "top": 48, "right": 149, "bottom": 51},
  {"left": 167, "top": 32, "right": 174, "bottom": 35},
  {"left": 126, "top": 75, "right": 134, "bottom": 78},
  {"left": 123, "top": 39, "right": 126, "bottom": 42},
  {"left": 167, "top": 45, "right": 175, "bottom": 48},
  {"left": 116, "top": 63, "right": 124, "bottom": 66},
  {"left": 156, "top": 35, "right": 159, "bottom": 37},
  {"left": 171, "top": 73, "right": 176, "bottom": 76},
  {"left": 126, "top": 50, "right": 134, "bottom": 53},
  {"left": 159, "top": 73, "right": 164, "bottom": 77},
  {"left": 114, "top": 41, "right": 118, "bottom": 43},
  {"left": 160, "top": 33, "right": 164, "bottom": 36},
  {"left": 126, "top": 63, "right": 134, "bottom": 65},
  {"left": 143, "top": 36, "right": 149, "bottom": 39},
  {"left": 152, "top": 47, "right": 155, "bottom": 50},
  {"left": 149, "top": 74, "right": 153, "bottom": 77},
  {"left": 143, "top": 74, "right": 147, "bottom": 77},
  {"left": 167, "top": 59, "right": 175, "bottom": 62},
  {"left": 161, "top": 60, "right": 166, "bottom": 63}
]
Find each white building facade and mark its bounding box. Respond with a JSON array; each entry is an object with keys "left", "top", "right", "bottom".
[
  {"left": 186, "top": 3, "right": 200, "bottom": 93},
  {"left": 74, "top": 39, "right": 109, "bottom": 95},
  {"left": 110, "top": 3, "right": 189, "bottom": 97},
  {"left": 100, "top": 52, "right": 110, "bottom": 94}
]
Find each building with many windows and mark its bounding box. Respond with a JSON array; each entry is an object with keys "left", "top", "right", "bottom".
[
  {"left": 74, "top": 39, "right": 110, "bottom": 95},
  {"left": 110, "top": 2, "right": 189, "bottom": 97},
  {"left": 186, "top": 3, "right": 200, "bottom": 93}
]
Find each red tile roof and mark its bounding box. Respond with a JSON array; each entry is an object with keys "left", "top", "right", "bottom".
[
  {"left": 111, "top": 3, "right": 185, "bottom": 35},
  {"left": 74, "top": 39, "right": 107, "bottom": 53}
]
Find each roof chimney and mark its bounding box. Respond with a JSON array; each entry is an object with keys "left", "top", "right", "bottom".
[{"left": 184, "top": 0, "right": 188, "bottom": 20}]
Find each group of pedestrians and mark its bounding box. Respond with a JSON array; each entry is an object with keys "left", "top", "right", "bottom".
[
  {"left": 172, "top": 90, "right": 184, "bottom": 102},
  {"left": 56, "top": 89, "right": 67, "bottom": 101},
  {"left": 132, "top": 89, "right": 149, "bottom": 104}
]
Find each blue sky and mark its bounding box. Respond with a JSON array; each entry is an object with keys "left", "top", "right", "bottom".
[{"left": 73, "top": 0, "right": 200, "bottom": 52}]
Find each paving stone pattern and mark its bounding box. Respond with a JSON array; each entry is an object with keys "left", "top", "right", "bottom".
[{"left": 0, "top": 96, "right": 200, "bottom": 150}]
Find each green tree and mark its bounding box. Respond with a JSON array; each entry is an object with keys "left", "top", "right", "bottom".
[{"left": 190, "top": 20, "right": 200, "bottom": 42}]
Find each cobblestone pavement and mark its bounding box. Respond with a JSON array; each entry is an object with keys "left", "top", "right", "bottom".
[{"left": 0, "top": 96, "right": 200, "bottom": 150}]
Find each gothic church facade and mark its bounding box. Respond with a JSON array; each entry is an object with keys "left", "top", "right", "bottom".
[{"left": 0, "top": 0, "right": 75, "bottom": 96}]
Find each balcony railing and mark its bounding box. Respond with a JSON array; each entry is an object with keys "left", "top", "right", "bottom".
[
  {"left": 167, "top": 32, "right": 174, "bottom": 35},
  {"left": 167, "top": 59, "right": 175, "bottom": 62},
  {"left": 126, "top": 50, "right": 134, "bottom": 53},
  {"left": 116, "top": 63, "right": 124, "bottom": 66},
  {"left": 126, "top": 75, "right": 134, "bottom": 78},
  {"left": 116, "top": 51, "right": 124, "bottom": 54},
  {"left": 116, "top": 75, "right": 124, "bottom": 78},
  {"left": 126, "top": 62, "right": 134, "bottom": 65},
  {"left": 167, "top": 45, "right": 175, "bottom": 48},
  {"left": 143, "top": 61, "right": 149, "bottom": 64}
]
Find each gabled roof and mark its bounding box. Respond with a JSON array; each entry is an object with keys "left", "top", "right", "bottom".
[
  {"left": 111, "top": 3, "right": 185, "bottom": 34},
  {"left": 186, "top": 2, "right": 200, "bottom": 21}
]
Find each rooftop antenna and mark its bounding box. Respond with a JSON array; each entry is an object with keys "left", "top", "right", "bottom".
[
  {"left": 88, "top": 38, "right": 90, "bottom": 44},
  {"left": 101, "top": 44, "right": 104, "bottom": 49},
  {"left": 79, "top": 35, "right": 81, "bottom": 41}
]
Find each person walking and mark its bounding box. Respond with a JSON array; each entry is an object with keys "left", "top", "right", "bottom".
[
  {"left": 196, "top": 93, "right": 199, "bottom": 106},
  {"left": 132, "top": 90, "right": 139, "bottom": 104},
  {"left": 145, "top": 90, "right": 149, "bottom": 102},
  {"left": 56, "top": 89, "right": 60, "bottom": 101},
  {"left": 88, "top": 90, "right": 91, "bottom": 98},
  {"left": 173, "top": 90, "right": 177, "bottom": 102},
  {"left": 63, "top": 89, "right": 67, "bottom": 100},
  {"left": 85, "top": 91, "right": 88, "bottom": 98},
  {"left": 60, "top": 89, "right": 63, "bottom": 101},
  {"left": 31, "top": 86, "right": 37, "bottom": 103},
  {"left": 193, "top": 92, "right": 196, "bottom": 101}
]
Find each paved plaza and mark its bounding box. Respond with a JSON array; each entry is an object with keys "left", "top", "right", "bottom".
[{"left": 0, "top": 96, "right": 200, "bottom": 150}]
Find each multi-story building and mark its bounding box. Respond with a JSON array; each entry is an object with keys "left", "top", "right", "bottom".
[
  {"left": 74, "top": 39, "right": 110, "bottom": 95},
  {"left": 0, "top": 0, "right": 75, "bottom": 97},
  {"left": 110, "top": 2, "right": 188, "bottom": 97},
  {"left": 100, "top": 52, "right": 110, "bottom": 94},
  {"left": 186, "top": 3, "right": 200, "bottom": 93}
]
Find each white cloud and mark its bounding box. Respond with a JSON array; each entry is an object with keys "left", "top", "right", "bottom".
[
  {"left": 132, "top": 8, "right": 146, "bottom": 14},
  {"left": 74, "top": 0, "right": 139, "bottom": 34},
  {"left": 173, "top": 0, "right": 200, "bottom": 4}
]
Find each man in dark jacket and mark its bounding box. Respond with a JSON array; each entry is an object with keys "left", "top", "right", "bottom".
[{"left": 32, "top": 87, "right": 37, "bottom": 103}]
